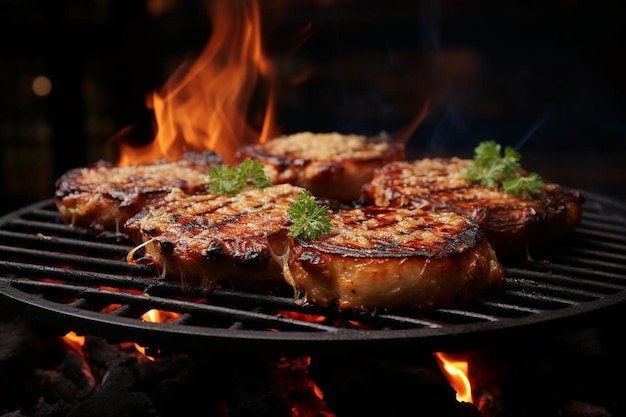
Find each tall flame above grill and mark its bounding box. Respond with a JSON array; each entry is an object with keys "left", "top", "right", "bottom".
[{"left": 117, "top": 0, "right": 276, "bottom": 166}]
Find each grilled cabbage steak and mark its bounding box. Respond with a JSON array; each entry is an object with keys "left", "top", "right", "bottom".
[
  {"left": 361, "top": 157, "right": 585, "bottom": 259},
  {"left": 269, "top": 206, "right": 505, "bottom": 312},
  {"left": 236, "top": 131, "right": 405, "bottom": 203},
  {"left": 125, "top": 184, "right": 305, "bottom": 294},
  {"left": 54, "top": 151, "right": 222, "bottom": 234}
]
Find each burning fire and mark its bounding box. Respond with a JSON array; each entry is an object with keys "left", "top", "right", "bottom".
[
  {"left": 117, "top": 0, "right": 277, "bottom": 166},
  {"left": 135, "top": 309, "right": 183, "bottom": 360},
  {"left": 114, "top": 0, "right": 428, "bottom": 168},
  {"left": 62, "top": 309, "right": 182, "bottom": 362},
  {"left": 434, "top": 352, "right": 473, "bottom": 404},
  {"left": 62, "top": 310, "right": 335, "bottom": 417},
  {"left": 63, "top": 331, "right": 86, "bottom": 357}
]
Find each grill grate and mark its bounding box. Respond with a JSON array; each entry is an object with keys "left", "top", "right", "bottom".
[{"left": 1, "top": 193, "right": 625, "bottom": 356}]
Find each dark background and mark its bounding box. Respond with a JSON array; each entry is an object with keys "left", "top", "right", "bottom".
[{"left": 1, "top": 0, "right": 625, "bottom": 216}]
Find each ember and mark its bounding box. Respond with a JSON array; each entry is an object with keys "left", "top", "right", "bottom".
[
  {"left": 1, "top": 312, "right": 333, "bottom": 417},
  {"left": 2, "top": 309, "right": 625, "bottom": 416}
]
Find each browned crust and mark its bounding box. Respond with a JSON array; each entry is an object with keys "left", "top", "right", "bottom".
[
  {"left": 54, "top": 152, "right": 222, "bottom": 233},
  {"left": 361, "top": 157, "right": 585, "bottom": 258},
  {"left": 236, "top": 132, "right": 406, "bottom": 203},
  {"left": 270, "top": 206, "right": 505, "bottom": 311},
  {"left": 125, "top": 184, "right": 306, "bottom": 294}
]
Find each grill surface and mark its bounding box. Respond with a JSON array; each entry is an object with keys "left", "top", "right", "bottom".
[{"left": 1, "top": 193, "right": 625, "bottom": 356}]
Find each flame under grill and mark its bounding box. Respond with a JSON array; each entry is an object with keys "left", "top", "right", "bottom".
[{"left": 1, "top": 193, "right": 625, "bottom": 357}]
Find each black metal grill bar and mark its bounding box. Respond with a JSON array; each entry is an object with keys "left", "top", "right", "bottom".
[
  {"left": 0, "top": 227, "right": 552, "bottom": 322},
  {"left": 504, "top": 278, "right": 607, "bottom": 302},
  {"left": 172, "top": 312, "right": 194, "bottom": 326},
  {"left": 2, "top": 261, "right": 584, "bottom": 315},
  {"left": 0, "top": 194, "right": 625, "bottom": 353},
  {"left": 578, "top": 213, "right": 626, "bottom": 227},
  {"left": 554, "top": 256, "right": 626, "bottom": 276},
  {"left": 580, "top": 211, "right": 626, "bottom": 228},
  {"left": 565, "top": 236, "right": 626, "bottom": 254},
  {"left": 4, "top": 279, "right": 341, "bottom": 333},
  {"left": 0, "top": 233, "right": 622, "bottom": 312},
  {"left": 407, "top": 306, "right": 510, "bottom": 325},
  {"left": 468, "top": 300, "right": 543, "bottom": 316},
  {"left": 573, "top": 226, "right": 626, "bottom": 244},
  {"left": 5, "top": 218, "right": 103, "bottom": 239},
  {"left": 10, "top": 206, "right": 47, "bottom": 219},
  {"left": 370, "top": 313, "right": 443, "bottom": 329},
  {"left": 503, "top": 284, "right": 582, "bottom": 306},
  {"left": 426, "top": 308, "right": 500, "bottom": 322},
  {"left": 0, "top": 230, "right": 132, "bottom": 257},
  {"left": 0, "top": 245, "right": 140, "bottom": 274},
  {"left": 0, "top": 272, "right": 455, "bottom": 331},
  {"left": 552, "top": 246, "right": 626, "bottom": 264},
  {"left": 505, "top": 267, "right": 625, "bottom": 293},
  {"left": 66, "top": 297, "right": 98, "bottom": 311},
  {"left": 514, "top": 262, "right": 626, "bottom": 285},
  {"left": 0, "top": 261, "right": 153, "bottom": 290}
]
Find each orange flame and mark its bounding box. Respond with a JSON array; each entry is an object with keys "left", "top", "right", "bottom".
[
  {"left": 118, "top": 0, "right": 277, "bottom": 166},
  {"left": 434, "top": 352, "right": 473, "bottom": 404},
  {"left": 134, "top": 309, "right": 183, "bottom": 360},
  {"left": 62, "top": 331, "right": 86, "bottom": 357}
]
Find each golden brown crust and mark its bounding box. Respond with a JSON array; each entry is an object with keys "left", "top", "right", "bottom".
[
  {"left": 361, "top": 157, "right": 585, "bottom": 258},
  {"left": 236, "top": 131, "right": 405, "bottom": 203},
  {"left": 270, "top": 206, "right": 505, "bottom": 311},
  {"left": 125, "top": 184, "right": 306, "bottom": 294},
  {"left": 54, "top": 152, "right": 222, "bottom": 233}
]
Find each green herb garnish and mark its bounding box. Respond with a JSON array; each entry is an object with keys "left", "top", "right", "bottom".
[
  {"left": 462, "top": 140, "right": 544, "bottom": 198},
  {"left": 208, "top": 158, "right": 272, "bottom": 194},
  {"left": 502, "top": 172, "right": 544, "bottom": 197},
  {"left": 287, "top": 190, "right": 332, "bottom": 240}
]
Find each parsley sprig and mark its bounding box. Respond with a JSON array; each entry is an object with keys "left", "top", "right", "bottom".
[
  {"left": 208, "top": 158, "right": 272, "bottom": 194},
  {"left": 287, "top": 190, "right": 332, "bottom": 240},
  {"left": 462, "top": 140, "right": 544, "bottom": 198}
]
